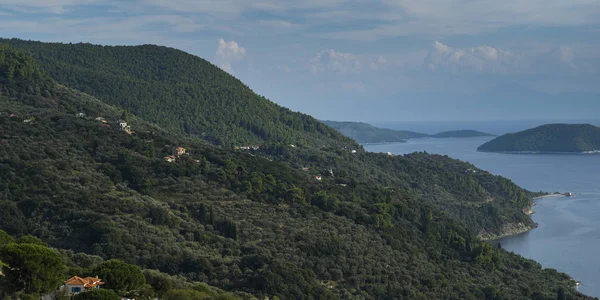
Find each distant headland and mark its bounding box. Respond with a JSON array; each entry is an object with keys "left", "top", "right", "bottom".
[
  {"left": 478, "top": 124, "right": 600, "bottom": 154},
  {"left": 322, "top": 120, "right": 495, "bottom": 144}
]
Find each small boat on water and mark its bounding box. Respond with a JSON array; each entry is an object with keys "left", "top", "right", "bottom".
[{"left": 564, "top": 192, "right": 574, "bottom": 197}]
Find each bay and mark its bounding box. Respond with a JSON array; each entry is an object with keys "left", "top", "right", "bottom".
[{"left": 365, "top": 137, "right": 600, "bottom": 297}]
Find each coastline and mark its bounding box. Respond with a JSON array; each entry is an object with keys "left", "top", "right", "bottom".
[
  {"left": 478, "top": 222, "right": 536, "bottom": 241},
  {"left": 532, "top": 193, "right": 567, "bottom": 200},
  {"left": 481, "top": 193, "right": 570, "bottom": 241},
  {"left": 477, "top": 149, "right": 600, "bottom": 155}
]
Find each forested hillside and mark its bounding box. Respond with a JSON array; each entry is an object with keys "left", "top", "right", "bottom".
[
  {"left": 478, "top": 124, "right": 600, "bottom": 153},
  {"left": 1, "top": 39, "right": 538, "bottom": 238},
  {"left": 0, "top": 230, "right": 252, "bottom": 300},
  {"left": 0, "top": 43, "right": 595, "bottom": 299},
  {"left": 1, "top": 38, "right": 355, "bottom": 148}
]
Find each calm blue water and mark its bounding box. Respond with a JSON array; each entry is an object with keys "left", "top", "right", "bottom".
[{"left": 365, "top": 137, "right": 600, "bottom": 297}]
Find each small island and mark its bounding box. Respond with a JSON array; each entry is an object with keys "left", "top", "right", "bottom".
[
  {"left": 432, "top": 130, "right": 495, "bottom": 138},
  {"left": 323, "top": 120, "right": 494, "bottom": 144},
  {"left": 478, "top": 124, "right": 600, "bottom": 153}
]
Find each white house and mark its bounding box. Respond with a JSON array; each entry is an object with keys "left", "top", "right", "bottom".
[
  {"left": 116, "top": 120, "right": 131, "bottom": 132},
  {"left": 76, "top": 112, "right": 85, "bottom": 118},
  {"left": 315, "top": 176, "right": 322, "bottom": 181},
  {"left": 351, "top": 150, "right": 357, "bottom": 154},
  {"left": 61, "top": 276, "right": 104, "bottom": 295}
]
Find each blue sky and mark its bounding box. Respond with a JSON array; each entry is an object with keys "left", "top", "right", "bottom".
[{"left": 0, "top": 0, "right": 599, "bottom": 122}]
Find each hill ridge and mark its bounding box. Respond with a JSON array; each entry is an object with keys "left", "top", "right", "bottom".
[
  {"left": 1, "top": 38, "right": 356, "bottom": 149},
  {"left": 478, "top": 123, "right": 600, "bottom": 153}
]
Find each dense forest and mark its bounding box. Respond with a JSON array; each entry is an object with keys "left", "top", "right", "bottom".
[
  {"left": 478, "top": 124, "right": 600, "bottom": 153},
  {"left": 0, "top": 38, "right": 355, "bottom": 148},
  {"left": 0, "top": 229, "right": 251, "bottom": 300},
  {"left": 0, "top": 43, "right": 595, "bottom": 299},
  {"left": 322, "top": 121, "right": 493, "bottom": 143}
]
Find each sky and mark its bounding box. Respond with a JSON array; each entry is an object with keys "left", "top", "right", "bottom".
[{"left": 0, "top": 0, "right": 599, "bottom": 122}]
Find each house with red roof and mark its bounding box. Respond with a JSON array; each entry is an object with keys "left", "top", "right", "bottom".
[{"left": 62, "top": 276, "right": 105, "bottom": 295}]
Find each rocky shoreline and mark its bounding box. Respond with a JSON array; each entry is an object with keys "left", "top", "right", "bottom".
[
  {"left": 478, "top": 222, "right": 537, "bottom": 241},
  {"left": 478, "top": 193, "right": 571, "bottom": 241}
]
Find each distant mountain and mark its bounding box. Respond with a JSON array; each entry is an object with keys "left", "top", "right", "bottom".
[
  {"left": 324, "top": 121, "right": 493, "bottom": 143},
  {"left": 322, "top": 120, "right": 427, "bottom": 143},
  {"left": 433, "top": 130, "right": 495, "bottom": 138},
  {"left": 478, "top": 124, "right": 600, "bottom": 153}
]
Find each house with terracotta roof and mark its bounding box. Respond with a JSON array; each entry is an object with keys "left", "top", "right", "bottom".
[
  {"left": 173, "top": 146, "right": 187, "bottom": 156},
  {"left": 62, "top": 276, "right": 105, "bottom": 295},
  {"left": 164, "top": 155, "right": 176, "bottom": 163}
]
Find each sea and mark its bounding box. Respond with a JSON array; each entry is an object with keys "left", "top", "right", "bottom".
[{"left": 364, "top": 120, "right": 600, "bottom": 297}]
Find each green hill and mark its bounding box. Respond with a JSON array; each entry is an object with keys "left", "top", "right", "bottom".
[
  {"left": 478, "top": 124, "right": 600, "bottom": 153},
  {"left": 1, "top": 38, "right": 355, "bottom": 149},
  {"left": 0, "top": 44, "right": 594, "bottom": 299},
  {"left": 322, "top": 120, "right": 428, "bottom": 143},
  {"left": 433, "top": 130, "right": 495, "bottom": 138}
]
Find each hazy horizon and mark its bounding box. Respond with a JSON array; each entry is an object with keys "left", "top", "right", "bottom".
[{"left": 1, "top": 1, "right": 598, "bottom": 122}]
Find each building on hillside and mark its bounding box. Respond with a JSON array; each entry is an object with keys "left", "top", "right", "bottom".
[
  {"left": 115, "top": 120, "right": 132, "bottom": 133},
  {"left": 164, "top": 155, "right": 176, "bottom": 163},
  {"left": 76, "top": 112, "right": 85, "bottom": 118},
  {"left": 387, "top": 152, "right": 393, "bottom": 156},
  {"left": 62, "top": 276, "right": 104, "bottom": 295},
  {"left": 95, "top": 117, "right": 107, "bottom": 123},
  {"left": 173, "top": 147, "right": 187, "bottom": 156},
  {"left": 351, "top": 150, "right": 357, "bottom": 154},
  {"left": 315, "top": 176, "right": 322, "bottom": 181}
]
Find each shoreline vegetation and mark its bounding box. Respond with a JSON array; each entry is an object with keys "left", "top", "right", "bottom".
[{"left": 484, "top": 193, "right": 571, "bottom": 241}]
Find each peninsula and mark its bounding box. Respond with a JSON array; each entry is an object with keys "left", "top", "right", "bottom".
[
  {"left": 478, "top": 124, "right": 600, "bottom": 153},
  {"left": 323, "top": 120, "right": 494, "bottom": 143}
]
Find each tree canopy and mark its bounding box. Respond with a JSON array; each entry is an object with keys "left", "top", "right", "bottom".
[
  {"left": 73, "top": 289, "right": 120, "bottom": 300},
  {"left": 94, "top": 260, "right": 146, "bottom": 294},
  {"left": 0, "top": 243, "right": 64, "bottom": 295}
]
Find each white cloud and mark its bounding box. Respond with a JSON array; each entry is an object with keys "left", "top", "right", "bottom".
[
  {"left": 310, "top": 49, "right": 389, "bottom": 74},
  {"left": 215, "top": 39, "right": 247, "bottom": 74},
  {"left": 425, "top": 41, "right": 515, "bottom": 73},
  {"left": 0, "top": 0, "right": 107, "bottom": 14},
  {"left": 423, "top": 41, "right": 600, "bottom": 79}
]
